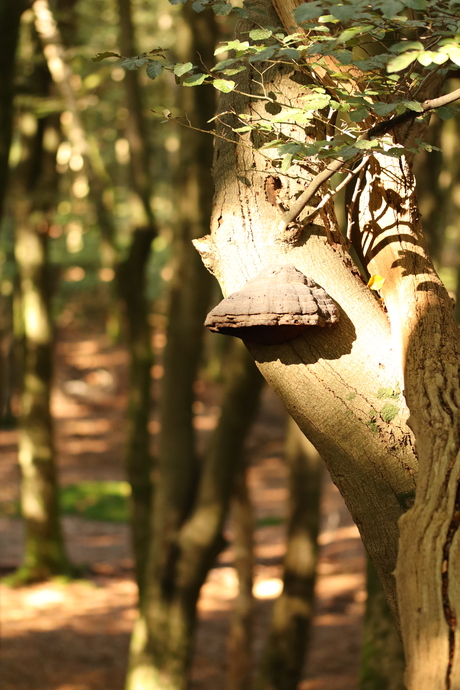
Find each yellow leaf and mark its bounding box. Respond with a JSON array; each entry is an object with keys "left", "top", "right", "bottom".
[{"left": 368, "top": 275, "right": 385, "bottom": 290}]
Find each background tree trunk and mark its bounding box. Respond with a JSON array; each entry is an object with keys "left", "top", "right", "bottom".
[
  {"left": 115, "top": 0, "right": 157, "bottom": 598},
  {"left": 116, "top": 228, "right": 155, "bottom": 598},
  {"left": 14, "top": 205, "right": 69, "bottom": 582},
  {"left": 11, "top": 57, "right": 71, "bottom": 580},
  {"left": 125, "top": 6, "right": 218, "bottom": 689},
  {"left": 256, "top": 417, "right": 322, "bottom": 690},
  {"left": 0, "top": 1, "right": 26, "bottom": 222},
  {"left": 128, "top": 338, "right": 264, "bottom": 690},
  {"left": 359, "top": 557, "right": 405, "bottom": 690},
  {"left": 227, "top": 465, "right": 256, "bottom": 690}
]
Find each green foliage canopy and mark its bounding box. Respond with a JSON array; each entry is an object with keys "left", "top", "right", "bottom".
[{"left": 94, "top": 0, "right": 460, "bottom": 171}]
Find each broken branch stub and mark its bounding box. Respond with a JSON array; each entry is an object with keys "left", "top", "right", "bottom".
[{"left": 204, "top": 264, "right": 340, "bottom": 345}]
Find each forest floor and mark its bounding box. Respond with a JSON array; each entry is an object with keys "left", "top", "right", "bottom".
[{"left": 0, "top": 326, "right": 365, "bottom": 690}]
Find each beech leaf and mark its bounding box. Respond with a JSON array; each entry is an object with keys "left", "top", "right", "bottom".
[
  {"left": 183, "top": 73, "right": 207, "bottom": 86},
  {"left": 92, "top": 51, "right": 121, "bottom": 62},
  {"left": 368, "top": 275, "right": 386, "bottom": 290},
  {"left": 146, "top": 62, "right": 164, "bottom": 79},
  {"left": 212, "top": 78, "right": 235, "bottom": 93},
  {"left": 174, "top": 62, "right": 193, "bottom": 77},
  {"left": 386, "top": 51, "right": 420, "bottom": 73}
]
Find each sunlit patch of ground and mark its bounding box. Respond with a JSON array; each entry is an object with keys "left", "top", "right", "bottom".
[
  {"left": 0, "top": 332, "right": 365, "bottom": 690},
  {"left": 0, "top": 476, "right": 365, "bottom": 690},
  {"left": 1, "top": 578, "right": 136, "bottom": 690}
]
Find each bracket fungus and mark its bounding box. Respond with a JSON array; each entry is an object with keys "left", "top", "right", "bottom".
[{"left": 204, "top": 264, "right": 340, "bottom": 345}]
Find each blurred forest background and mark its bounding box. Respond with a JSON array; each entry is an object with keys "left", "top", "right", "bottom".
[{"left": 0, "top": 1, "right": 459, "bottom": 689}]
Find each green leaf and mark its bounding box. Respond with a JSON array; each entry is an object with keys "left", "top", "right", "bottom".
[
  {"left": 212, "top": 2, "right": 233, "bottom": 14},
  {"left": 336, "top": 145, "right": 361, "bottom": 158},
  {"left": 338, "top": 25, "right": 374, "bottom": 43},
  {"left": 215, "top": 40, "right": 250, "bottom": 56},
  {"left": 432, "top": 51, "right": 449, "bottom": 65},
  {"left": 381, "top": 0, "right": 405, "bottom": 18},
  {"left": 212, "top": 78, "right": 235, "bottom": 92},
  {"left": 301, "top": 93, "right": 331, "bottom": 111},
  {"left": 248, "top": 46, "right": 277, "bottom": 62},
  {"left": 212, "top": 58, "right": 237, "bottom": 71},
  {"left": 277, "top": 142, "right": 308, "bottom": 156},
  {"left": 416, "top": 50, "right": 434, "bottom": 66},
  {"left": 169, "top": 0, "right": 187, "bottom": 4},
  {"left": 192, "top": 0, "right": 206, "bottom": 9},
  {"left": 334, "top": 50, "right": 354, "bottom": 65},
  {"left": 249, "top": 29, "right": 273, "bottom": 40},
  {"left": 92, "top": 51, "right": 121, "bottom": 62},
  {"left": 146, "top": 61, "right": 164, "bottom": 79},
  {"left": 437, "top": 106, "right": 456, "bottom": 120},
  {"left": 281, "top": 153, "right": 293, "bottom": 172},
  {"left": 444, "top": 44, "right": 460, "bottom": 66},
  {"left": 373, "top": 102, "right": 397, "bottom": 116},
  {"left": 174, "top": 62, "right": 193, "bottom": 76},
  {"left": 183, "top": 73, "right": 207, "bottom": 86},
  {"left": 121, "top": 57, "right": 149, "bottom": 70},
  {"left": 221, "top": 66, "right": 246, "bottom": 75},
  {"left": 401, "top": 100, "right": 424, "bottom": 112},
  {"left": 405, "top": 0, "right": 426, "bottom": 8},
  {"left": 386, "top": 147, "right": 405, "bottom": 157},
  {"left": 279, "top": 47, "right": 300, "bottom": 59},
  {"left": 294, "top": 2, "right": 323, "bottom": 22},
  {"left": 349, "top": 107, "right": 370, "bottom": 122},
  {"left": 331, "top": 5, "right": 356, "bottom": 22},
  {"left": 386, "top": 50, "right": 419, "bottom": 73},
  {"left": 355, "top": 139, "right": 382, "bottom": 149},
  {"left": 318, "top": 13, "right": 337, "bottom": 23},
  {"left": 259, "top": 138, "right": 286, "bottom": 149},
  {"left": 389, "top": 41, "right": 424, "bottom": 53}
]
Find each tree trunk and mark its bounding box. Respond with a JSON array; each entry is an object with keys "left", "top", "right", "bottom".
[
  {"left": 197, "top": 1, "right": 460, "bottom": 686},
  {"left": 116, "top": 0, "right": 154, "bottom": 226},
  {"left": 14, "top": 209, "right": 69, "bottom": 582},
  {"left": 41, "top": 0, "right": 158, "bottom": 596},
  {"left": 114, "top": 0, "right": 158, "bottom": 599},
  {"left": 117, "top": 229, "right": 155, "bottom": 598},
  {"left": 0, "top": 1, "right": 26, "bottom": 427},
  {"left": 11, "top": 90, "right": 70, "bottom": 581},
  {"left": 125, "top": 6, "right": 218, "bottom": 690},
  {"left": 127, "top": 339, "right": 264, "bottom": 690},
  {"left": 194, "top": 0, "right": 418, "bottom": 624},
  {"left": 345, "top": 136, "right": 460, "bottom": 687},
  {"left": 227, "top": 465, "right": 256, "bottom": 690},
  {"left": 0, "top": 0, "right": 26, "bottom": 222},
  {"left": 359, "top": 557, "right": 405, "bottom": 690},
  {"left": 256, "top": 417, "right": 322, "bottom": 690}
]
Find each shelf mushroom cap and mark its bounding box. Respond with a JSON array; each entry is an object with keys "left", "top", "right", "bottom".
[{"left": 204, "top": 264, "right": 340, "bottom": 344}]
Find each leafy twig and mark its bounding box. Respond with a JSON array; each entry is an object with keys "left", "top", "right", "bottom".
[{"left": 282, "top": 86, "right": 460, "bottom": 225}]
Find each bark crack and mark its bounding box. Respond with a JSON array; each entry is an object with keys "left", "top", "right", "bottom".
[{"left": 441, "top": 480, "right": 460, "bottom": 689}]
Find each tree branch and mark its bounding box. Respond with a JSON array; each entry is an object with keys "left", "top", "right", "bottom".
[{"left": 282, "top": 86, "right": 460, "bottom": 226}]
